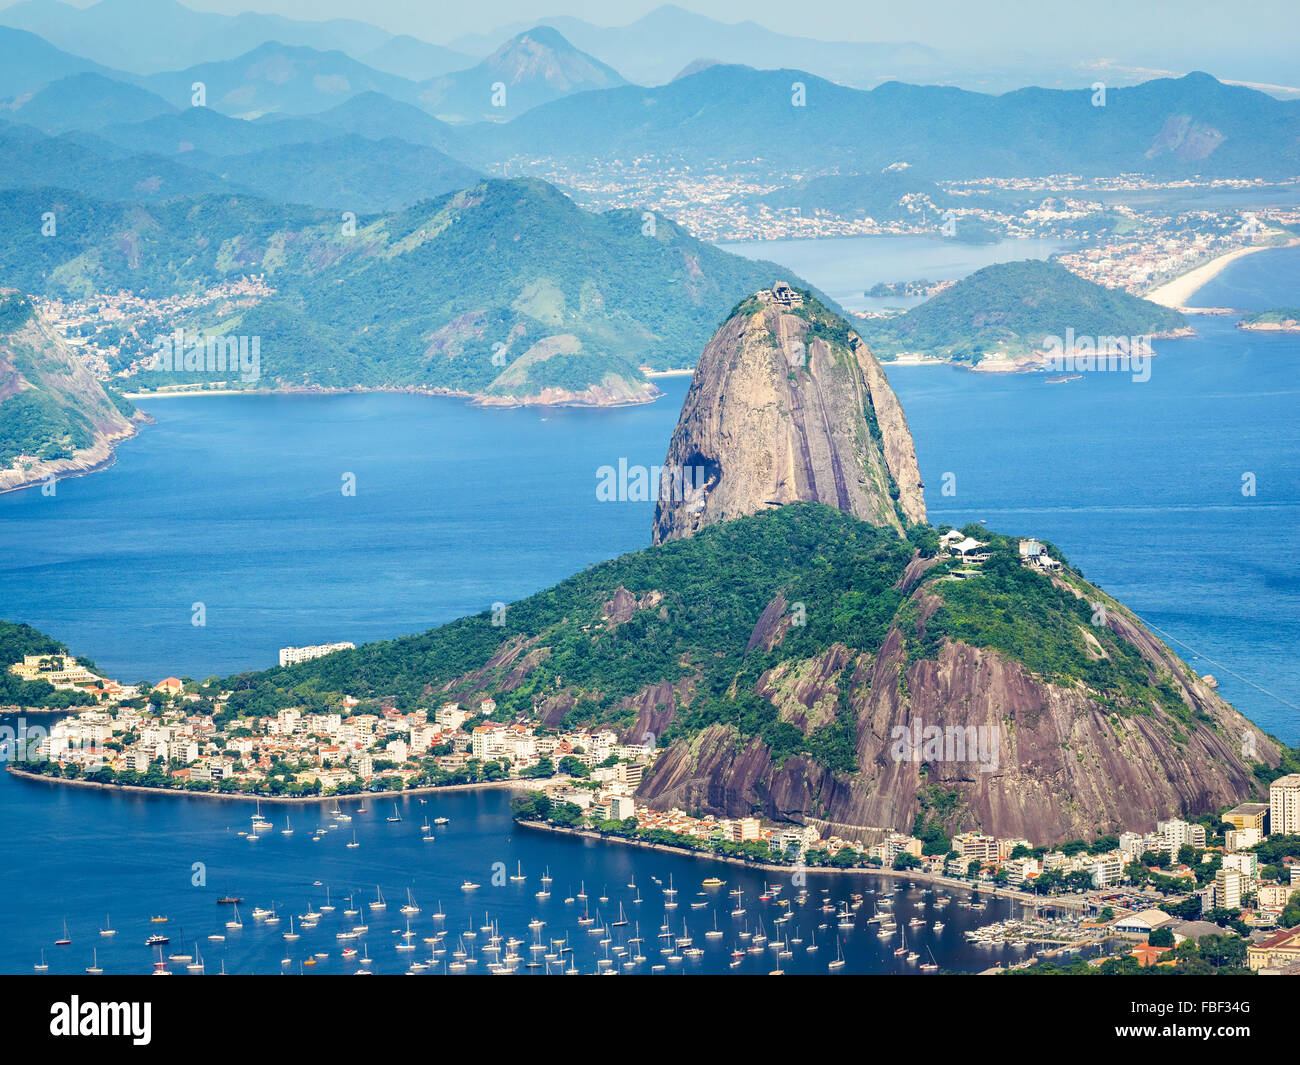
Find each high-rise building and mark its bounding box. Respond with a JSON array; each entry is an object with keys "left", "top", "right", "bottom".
[{"left": 1270, "top": 775, "right": 1300, "bottom": 837}]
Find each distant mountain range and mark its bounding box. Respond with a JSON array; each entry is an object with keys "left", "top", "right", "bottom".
[
  {"left": 0, "top": 94, "right": 480, "bottom": 212},
  {"left": 469, "top": 66, "right": 1300, "bottom": 179},
  {"left": 0, "top": 0, "right": 396, "bottom": 74},
  {"left": 0, "top": 23, "right": 631, "bottom": 126},
  {"left": 452, "top": 4, "right": 944, "bottom": 89}
]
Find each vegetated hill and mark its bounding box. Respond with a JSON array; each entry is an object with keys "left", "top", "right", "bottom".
[
  {"left": 1238, "top": 307, "right": 1300, "bottom": 330},
  {"left": 0, "top": 290, "right": 139, "bottom": 489},
  {"left": 187, "top": 135, "right": 482, "bottom": 213},
  {"left": 652, "top": 287, "right": 926, "bottom": 543},
  {"left": 94, "top": 93, "right": 466, "bottom": 162},
  {"left": 0, "top": 121, "right": 232, "bottom": 201},
  {"left": 139, "top": 41, "right": 425, "bottom": 117},
  {"left": 225, "top": 180, "right": 808, "bottom": 400},
  {"left": 470, "top": 66, "right": 1300, "bottom": 179},
  {"left": 859, "top": 259, "right": 1189, "bottom": 364},
  {"left": 221, "top": 503, "right": 1282, "bottom": 844},
  {"left": 416, "top": 27, "right": 627, "bottom": 124},
  {"left": 0, "top": 618, "right": 98, "bottom": 709},
  {"left": 0, "top": 180, "right": 813, "bottom": 401},
  {"left": 1, "top": 72, "right": 176, "bottom": 133}
]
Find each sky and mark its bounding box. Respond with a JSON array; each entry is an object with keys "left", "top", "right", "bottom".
[{"left": 20, "top": 0, "right": 1299, "bottom": 59}]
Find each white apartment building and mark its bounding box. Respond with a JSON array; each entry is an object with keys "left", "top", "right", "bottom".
[
  {"left": 1271, "top": 775, "right": 1300, "bottom": 836},
  {"left": 278, "top": 642, "right": 355, "bottom": 667},
  {"left": 1214, "top": 867, "right": 1244, "bottom": 911}
]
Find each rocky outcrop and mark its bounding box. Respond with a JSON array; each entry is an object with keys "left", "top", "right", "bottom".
[
  {"left": 638, "top": 607, "right": 1279, "bottom": 843},
  {"left": 652, "top": 286, "right": 925, "bottom": 544}
]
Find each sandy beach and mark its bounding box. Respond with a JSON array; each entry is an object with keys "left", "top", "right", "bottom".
[{"left": 1145, "top": 239, "right": 1299, "bottom": 310}]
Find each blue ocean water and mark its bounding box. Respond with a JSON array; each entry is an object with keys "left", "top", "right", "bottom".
[
  {"left": 0, "top": 386, "right": 689, "bottom": 682},
  {"left": 0, "top": 774, "right": 1030, "bottom": 975}
]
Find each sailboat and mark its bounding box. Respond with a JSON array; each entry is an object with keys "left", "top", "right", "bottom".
[
  {"left": 510, "top": 861, "right": 526, "bottom": 882},
  {"left": 386, "top": 803, "right": 402, "bottom": 823},
  {"left": 369, "top": 885, "right": 386, "bottom": 911},
  {"left": 283, "top": 915, "right": 299, "bottom": 941},
  {"left": 225, "top": 904, "right": 243, "bottom": 930},
  {"left": 421, "top": 817, "right": 434, "bottom": 841},
  {"left": 84, "top": 949, "right": 103, "bottom": 975},
  {"left": 187, "top": 946, "right": 205, "bottom": 974},
  {"left": 347, "top": 830, "right": 359, "bottom": 848},
  {"left": 920, "top": 946, "right": 940, "bottom": 972},
  {"left": 828, "top": 937, "right": 846, "bottom": 970},
  {"left": 34, "top": 949, "right": 48, "bottom": 972},
  {"left": 612, "top": 902, "right": 629, "bottom": 927},
  {"left": 401, "top": 888, "right": 420, "bottom": 916},
  {"left": 281, "top": 816, "right": 293, "bottom": 835},
  {"left": 55, "top": 919, "right": 71, "bottom": 946},
  {"left": 320, "top": 887, "right": 335, "bottom": 913},
  {"left": 705, "top": 911, "right": 723, "bottom": 939},
  {"left": 99, "top": 914, "right": 116, "bottom": 937}
]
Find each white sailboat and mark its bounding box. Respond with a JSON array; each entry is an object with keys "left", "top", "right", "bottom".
[
  {"left": 828, "top": 937, "right": 846, "bottom": 970},
  {"left": 99, "top": 914, "right": 116, "bottom": 937}
]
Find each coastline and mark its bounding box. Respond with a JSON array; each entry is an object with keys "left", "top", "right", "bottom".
[
  {"left": 0, "top": 420, "right": 143, "bottom": 497},
  {"left": 1145, "top": 238, "right": 1300, "bottom": 310},
  {"left": 516, "top": 820, "right": 1058, "bottom": 909},
  {"left": 4, "top": 765, "right": 527, "bottom": 804},
  {"left": 123, "top": 381, "right": 662, "bottom": 410}
]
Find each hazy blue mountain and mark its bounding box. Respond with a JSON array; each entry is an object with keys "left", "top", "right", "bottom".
[
  {"left": 360, "top": 34, "right": 477, "bottom": 81},
  {"left": 471, "top": 66, "right": 1300, "bottom": 178},
  {"left": 0, "top": 24, "right": 116, "bottom": 97},
  {"left": 0, "top": 0, "right": 395, "bottom": 74},
  {"left": 94, "top": 93, "right": 467, "bottom": 161},
  {"left": 0, "top": 72, "right": 176, "bottom": 133},
  {"left": 416, "top": 26, "right": 626, "bottom": 124},
  {"left": 308, "top": 92, "right": 465, "bottom": 155},
  {"left": 0, "top": 121, "right": 230, "bottom": 200},
  {"left": 139, "top": 41, "right": 425, "bottom": 117},
  {"left": 521, "top": 4, "right": 942, "bottom": 88},
  {"left": 94, "top": 105, "right": 328, "bottom": 158},
  {"left": 189, "top": 135, "right": 481, "bottom": 212}
]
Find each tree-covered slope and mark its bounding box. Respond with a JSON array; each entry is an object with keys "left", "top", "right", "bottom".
[
  {"left": 221, "top": 504, "right": 1279, "bottom": 842},
  {"left": 0, "top": 291, "right": 135, "bottom": 474},
  {"left": 0, "top": 179, "right": 810, "bottom": 400},
  {"left": 859, "top": 259, "right": 1188, "bottom": 363}
]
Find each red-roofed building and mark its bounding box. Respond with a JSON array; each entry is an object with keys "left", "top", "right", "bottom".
[{"left": 1130, "top": 944, "right": 1173, "bottom": 967}]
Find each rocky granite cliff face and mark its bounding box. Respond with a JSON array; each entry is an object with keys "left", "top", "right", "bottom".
[
  {"left": 652, "top": 285, "right": 926, "bottom": 544},
  {"left": 634, "top": 557, "right": 1276, "bottom": 844},
  {"left": 0, "top": 292, "right": 142, "bottom": 494}
]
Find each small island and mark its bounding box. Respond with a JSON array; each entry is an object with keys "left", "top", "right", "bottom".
[{"left": 1237, "top": 308, "right": 1300, "bottom": 333}]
